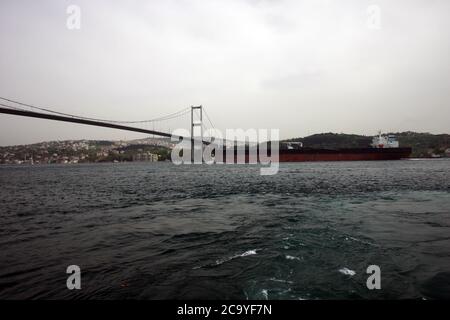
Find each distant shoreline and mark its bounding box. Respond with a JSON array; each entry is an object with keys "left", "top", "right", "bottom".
[{"left": 1, "top": 132, "right": 449, "bottom": 164}]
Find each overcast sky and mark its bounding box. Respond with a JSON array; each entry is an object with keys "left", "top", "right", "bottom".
[{"left": 0, "top": 0, "right": 449, "bottom": 146}]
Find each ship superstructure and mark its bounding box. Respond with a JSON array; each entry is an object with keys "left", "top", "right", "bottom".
[{"left": 371, "top": 131, "right": 399, "bottom": 148}]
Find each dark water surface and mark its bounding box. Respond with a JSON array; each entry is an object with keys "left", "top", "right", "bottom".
[{"left": 0, "top": 160, "right": 449, "bottom": 299}]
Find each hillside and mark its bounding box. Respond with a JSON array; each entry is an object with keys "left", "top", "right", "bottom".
[{"left": 0, "top": 138, "right": 173, "bottom": 164}]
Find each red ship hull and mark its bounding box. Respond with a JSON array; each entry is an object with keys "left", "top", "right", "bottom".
[
  {"left": 277, "top": 147, "right": 412, "bottom": 162},
  {"left": 220, "top": 147, "right": 412, "bottom": 162}
]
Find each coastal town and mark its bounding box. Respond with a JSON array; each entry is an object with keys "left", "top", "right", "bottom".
[{"left": 0, "top": 138, "right": 173, "bottom": 165}]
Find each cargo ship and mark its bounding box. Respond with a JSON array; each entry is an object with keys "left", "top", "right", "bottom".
[
  {"left": 278, "top": 132, "right": 411, "bottom": 162},
  {"left": 219, "top": 132, "right": 411, "bottom": 162}
]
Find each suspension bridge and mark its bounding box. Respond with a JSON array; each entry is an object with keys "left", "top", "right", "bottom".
[
  {"left": 0, "top": 96, "right": 281, "bottom": 171},
  {"left": 0, "top": 96, "right": 217, "bottom": 150}
]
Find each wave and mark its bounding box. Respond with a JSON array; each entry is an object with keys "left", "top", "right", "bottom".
[{"left": 193, "top": 249, "right": 259, "bottom": 269}]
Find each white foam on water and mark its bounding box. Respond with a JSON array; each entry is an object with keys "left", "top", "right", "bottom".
[
  {"left": 193, "top": 249, "right": 259, "bottom": 269},
  {"left": 216, "top": 249, "right": 259, "bottom": 265},
  {"left": 261, "top": 289, "right": 268, "bottom": 300},
  {"left": 339, "top": 267, "right": 356, "bottom": 276},
  {"left": 269, "top": 277, "right": 294, "bottom": 284},
  {"left": 285, "top": 255, "right": 302, "bottom": 261},
  {"left": 347, "top": 236, "right": 378, "bottom": 247},
  {"left": 240, "top": 249, "right": 257, "bottom": 257}
]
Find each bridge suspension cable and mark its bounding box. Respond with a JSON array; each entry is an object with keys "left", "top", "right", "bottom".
[
  {"left": 203, "top": 107, "right": 215, "bottom": 131},
  {"left": 0, "top": 96, "right": 190, "bottom": 124}
]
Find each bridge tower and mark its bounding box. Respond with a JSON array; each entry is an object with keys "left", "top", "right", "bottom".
[{"left": 191, "top": 105, "right": 203, "bottom": 163}]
